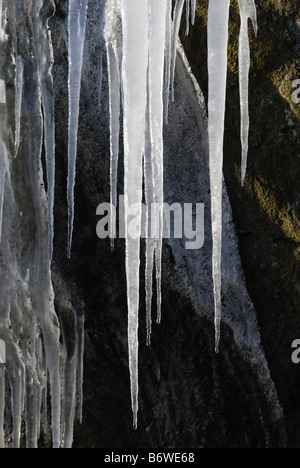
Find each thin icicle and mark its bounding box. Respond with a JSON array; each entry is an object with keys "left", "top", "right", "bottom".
[
  {"left": 191, "top": 0, "right": 196, "bottom": 26},
  {"left": 67, "top": 0, "right": 89, "bottom": 259},
  {"left": 0, "top": 0, "right": 7, "bottom": 43},
  {"left": 76, "top": 311, "right": 84, "bottom": 424},
  {"left": 163, "top": 0, "right": 172, "bottom": 124},
  {"left": 186, "top": 0, "right": 190, "bottom": 36},
  {"left": 121, "top": 0, "right": 149, "bottom": 430},
  {"left": 25, "top": 369, "right": 38, "bottom": 449},
  {"left": 10, "top": 367, "right": 24, "bottom": 449},
  {"left": 59, "top": 305, "right": 78, "bottom": 448},
  {"left": 148, "top": 0, "right": 167, "bottom": 325},
  {"left": 207, "top": 0, "right": 230, "bottom": 353},
  {"left": 144, "top": 107, "right": 155, "bottom": 346},
  {"left": 36, "top": 335, "right": 45, "bottom": 441},
  {"left": 98, "top": 49, "right": 103, "bottom": 112},
  {"left": 171, "top": 0, "right": 185, "bottom": 102},
  {"left": 238, "top": 0, "right": 257, "bottom": 185},
  {"left": 104, "top": 0, "right": 121, "bottom": 249},
  {"left": 14, "top": 56, "right": 24, "bottom": 158},
  {"left": 31, "top": 0, "right": 56, "bottom": 260}
]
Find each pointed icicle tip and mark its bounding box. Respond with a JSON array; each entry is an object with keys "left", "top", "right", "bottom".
[{"left": 133, "top": 412, "right": 138, "bottom": 431}]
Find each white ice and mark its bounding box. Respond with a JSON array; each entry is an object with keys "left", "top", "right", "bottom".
[
  {"left": 14, "top": 56, "right": 24, "bottom": 158},
  {"left": 207, "top": 0, "right": 230, "bottom": 353},
  {"left": 148, "top": 0, "right": 168, "bottom": 326},
  {"left": 67, "top": 0, "right": 89, "bottom": 259},
  {"left": 121, "top": 0, "right": 149, "bottom": 430},
  {"left": 104, "top": 0, "right": 121, "bottom": 248},
  {"left": 31, "top": 0, "right": 56, "bottom": 259},
  {"left": 238, "top": 0, "right": 257, "bottom": 185}
]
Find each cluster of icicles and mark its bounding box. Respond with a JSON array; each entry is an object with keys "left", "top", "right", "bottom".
[
  {"left": 0, "top": 0, "right": 257, "bottom": 448},
  {"left": 0, "top": 0, "right": 83, "bottom": 448},
  {"left": 98, "top": 0, "right": 257, "bottom": 429}
]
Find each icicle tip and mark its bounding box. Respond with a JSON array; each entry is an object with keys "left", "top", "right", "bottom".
[{"left": 133, "top": 412, "right": 138, "bottom": 431}]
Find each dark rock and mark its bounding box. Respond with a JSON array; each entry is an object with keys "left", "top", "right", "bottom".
[{"left": 47, "top": 0, "right": 298, "bottom": 448}]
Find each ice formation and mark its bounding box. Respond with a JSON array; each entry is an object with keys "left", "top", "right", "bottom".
[
  {"left": 207, "top": 0, "right": 230, "bottom": 353},
  {"left": 67, "top": 0, "right": 88, "bottom": 259},
  {"left": 104, "top": 0, "right": 256, "bottom": 425},
  {"left": 238, "top": 0, "right": 257, "bottom": 186},
  {"left": 0, "top": 0, "right": 83, "bottom": 448},
  {"left": 0, "top": 0, "right": 256, "bottom": 445}
]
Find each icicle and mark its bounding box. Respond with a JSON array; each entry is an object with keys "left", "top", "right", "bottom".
[
  {"left": 207, "top": 0, "right": 230, "bottom": 353},
  {"left": 238, "top": 0, "right": 257, "bottom": 185},
  {"left": 0, "top": 166, "right": 6, "bottom": 244},
  {"left": 121, "top": 0, "right": 149, "bottom": 430},
  {"left": 0, "top": 366, "right": 5, "bottom": 448},
  {"left": 76, "top": 311, "right": 84, "bottom": 424},
  {"left": 144, "top": 107, "right": 155, "bottom": 346},
  {"left": 25, "top": 369, "right": 38, "bottom": 449},
  {"left": 10, "top": 367, "right": 24, "bottom": 449},
  {"left": 171, "top": 0, "right": 185, "bottom": 102},
  {"left": 14, "top": 56, "right": 24, "bottom": 158},
  {"left": 22, "top": 53, "right": 62, "bottom": 448},
  {"left": 148, "top": 0, "right": 168, "bottom": 325},
  {"left": 104, "top": 0, "right": 121, "bottom": 249},
  {"left": 0, "top": 0, "right": 67, "bottom": 449},
  {"left": 67, "top": 0, "right": 89, "bottom": 259},
  {"left": 31, "top": 0, "right": 56, "bottom": 260},
  {"left": 60, "top": 306, "right": 77, "bottom": 448},
  {"left": 36, "top": 335, "right": 45, "bottom": 440},
  {"left": 0, "top": 0, "right": 7, "bottom": 43},
  {"left": 98, "top": 49, "right": 103, "bottom": 112},
  {"left": 163, "top": 0, "right": 172, "bottom": 124},
  {"left": 191, "top": 0, "right": 196, "bottom": 26},
  {"left": 186, "top": 0, "right": 190, "bottom": 36}
]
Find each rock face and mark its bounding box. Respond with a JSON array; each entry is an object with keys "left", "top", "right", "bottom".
[
  {"left": 181, "top": 0, "right": 300, "bottom": 447},
  {"left": 47, "top": 0, "right": 298, "bottom": 448}
]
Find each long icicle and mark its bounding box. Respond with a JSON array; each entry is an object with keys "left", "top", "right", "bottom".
[
  {"left": 148, "top": 0, "right": 168, "bottom": 326},
  {"left": 207, "top": 0, "right": 230, "bottom": 353},
  {"left": 163, "top": 0, "right": 172, "bottom": 124},
  {"left": 31, "top": 0, "right": 56, "bottom": 260},
  {"left": 67, "top": 0, "right": 89, "bottom": 259},
  {"left": 121, "top": 0, "right": 149, "bottom": 430},
  {"left": 191, "top": 0, "right": 196, "bottom": 25},
  {"left": 105, "top": 0, "right": 121, "bottom": 249},
  {"left": 171, "top": 0, "right": 186, "bottom": 102},
  {"left": 144, "top": 106, "right": 155, "bottom": 346},
  {"left": 14, "top": 55, "right": 24, "bottom": 158},
  {"left": 238, "top": 0, "right": 257, "bottom": 186},
  {"left": 185, "top": 0, "right": 190, "bottom": 36}
]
